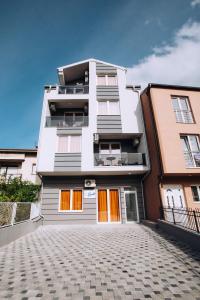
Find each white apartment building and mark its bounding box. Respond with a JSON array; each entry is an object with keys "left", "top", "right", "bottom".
[
  {"left": 37, "top": 59, "right": 149, "bottom": 224},
  {"left": 0, "top": 148, "right": 38, "bottom": 183}
]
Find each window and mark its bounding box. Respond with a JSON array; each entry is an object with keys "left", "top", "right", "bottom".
[
  {"left": 32, "top": 164, "right": 36, "bottom": 175},
  {"left": 98, "top": 100, "right": 120, "bottom": 115},
  {"left": 60, "top": 190, "right": 83, "bottom": 211},
  {"left": 97, "top": 75, "right": 117, "bottom": 86},
  {"left": 100, "top": 143, "right": 121, "bottom": 155},
  {"left": 172, "top": 96, "right": 193, "bottom": 123},
  {"left": 191, "top": 186, "right": 200, "bottom": 202},
  {"left": 181, "top": 135, "right": 200, "bottom": 167},
  {"left": 58, "top": 135, "right": 81, "bottom": 153}
]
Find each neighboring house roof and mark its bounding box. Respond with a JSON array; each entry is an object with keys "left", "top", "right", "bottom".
[
  {"left": 0, "top": 148, "right": 37, "bottom": 154},
  {"left": 143, "top": 83, "right": 200, "bottom": 93},
  {"left": 57, "top": 58, "right": 126, "bottom": 72}
]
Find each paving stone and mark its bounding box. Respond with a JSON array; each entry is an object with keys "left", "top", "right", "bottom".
[{"left": 0, "top": 224, "right": 200, "bottom": 299}]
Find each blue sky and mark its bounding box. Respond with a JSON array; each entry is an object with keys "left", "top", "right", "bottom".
[{"left": 0, "top": 0, "right": 199, "bottom": 148}]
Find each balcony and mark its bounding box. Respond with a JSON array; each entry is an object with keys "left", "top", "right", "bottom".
[
  {"left": 184, "top": 151, "right": 200, "bottom": 167},
  {"left": 46, "top": 116, "right": 88, "bottom": 128},
  {"left": 58, "top": 85, "right": 89, "bottom": 95},
  {"left": 94, "top": 153, "right": 145, "bottom": 166}
]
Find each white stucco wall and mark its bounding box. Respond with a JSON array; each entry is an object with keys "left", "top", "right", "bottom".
[{"left": 21, "top": 155, "right": 38, "bottom": 182}]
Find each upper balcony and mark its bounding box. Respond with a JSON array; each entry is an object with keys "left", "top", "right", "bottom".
[{"left": 45, "top": 100, "right": 89, "bottom": 128}]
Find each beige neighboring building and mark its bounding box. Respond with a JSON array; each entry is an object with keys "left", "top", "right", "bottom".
[
  {"left": 141, "top": 83, "right": 200, "bottom": 221},
  {"left": 0, "top": 148, "right": 39, "bottom": 184}
]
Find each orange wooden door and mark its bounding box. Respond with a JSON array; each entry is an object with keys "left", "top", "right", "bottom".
[
  {"left": 110, "top": 189, "right": 120, "bottom": 222},
  {"left": 98, "top": 190, "right": 108, "bottom": 222}
]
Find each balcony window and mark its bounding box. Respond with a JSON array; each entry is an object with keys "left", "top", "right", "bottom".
[
  {"left": 181, "top": 135, "right": 200, "bottom": 167},
  {"left": 97, "top": 75, "right": 117, "bottom": 86},
  {"left": 191, "top": 186, "right": 200, "bottom": 202},
  {"left": 58, "top": 135, "right": 81, "bottom": 153},
  {"left": 98, "top": 100, "right": 120, "bottom": 115},
  {"left": 172, "top": 96, "right": 194, "bottom": 123}
]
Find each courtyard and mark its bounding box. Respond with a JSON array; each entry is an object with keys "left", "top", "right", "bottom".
[{"left": 0, "top": 224, "right": 200, "bottom": 300}]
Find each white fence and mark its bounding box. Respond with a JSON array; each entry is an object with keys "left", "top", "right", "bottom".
[{"left": 0, "top": 202, "right": 41, "bottom": 226}]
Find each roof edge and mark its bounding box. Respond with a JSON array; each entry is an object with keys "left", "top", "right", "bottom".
[{"left": 147, "top": 83, "right": 200, "bottom": 92}]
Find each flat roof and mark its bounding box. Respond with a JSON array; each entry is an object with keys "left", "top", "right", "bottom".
[
  {"left": 0, "top": 148, "right": 37, "bottom": 154},
  {"left": 147, "top": 83, "right": 200, "bottom": 92}
]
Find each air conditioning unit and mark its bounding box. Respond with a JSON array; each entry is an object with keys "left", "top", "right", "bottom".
[{"left": 84, "top": 179, "right": 96, "bottom": 188}]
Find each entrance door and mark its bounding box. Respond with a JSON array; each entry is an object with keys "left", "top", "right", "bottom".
[
  {"left": 98, "top": 189, "right": 120, "bottom": 223},
  {"left": 125, "top": 191, "right": 139, "bottom": 222},
  {"left": 163, "top": 185, "right": 185, "bottom": 208}
]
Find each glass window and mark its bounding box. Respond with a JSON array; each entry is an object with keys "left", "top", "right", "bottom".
[
  {"left": 100, "top": 143, "right": 110, "bottom": 154},
  {"left": 98, "top": 101, "right": 107, "bottom": 115},
  {"left": 181, "top": 135, "right": 200, "bottom": 167},
  {"left": 191, "top": 186, "right": 200, "bottom": 202},
  {"left": 70, "top": 135, "right": 81, "bottom": 153},
  {"left": 58, "top": 135, "right": 81, "bottom": 153},
  {"left": 172, "top": 96, "right": 193, "bottom": 123},
  {"left": 97, "top": 76, "right": 106, "bottom": 85},
  {"left": 111, "top": 143, "right": 121, "bottom": 154},
  {"left": 58, "top": 136, "right": 68, "bottom": 153},
  {"left": 60, "top": 190, "right": 82, "bottom": 211},
  {"left": 109, "top": 101, "right": 120, "bottom": 115},
  {"left": 107, "top": 76, "right": 117, "bottom": 86},
  {"left": 32, "top": 164, "right": 36, "bottom": 175}
]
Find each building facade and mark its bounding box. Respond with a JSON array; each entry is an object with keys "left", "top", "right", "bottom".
[
  {"left": 37, "top": 58, "right": 149, "bottom": 224},
  {"left": 141, "top": 84, "right": 200, "bottom": 221},
  {"left": 0, "top": 148, "right": 39, "bottom": 183}
]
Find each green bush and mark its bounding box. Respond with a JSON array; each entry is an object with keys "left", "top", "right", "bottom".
[{"left": 0, "top": 176, "right": 40, "bottom": 203}]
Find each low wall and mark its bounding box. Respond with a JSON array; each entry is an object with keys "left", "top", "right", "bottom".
[
  {"left": 0, "top": 216, "right": 43, "bottom": 248},
  {"left": 158, "top": 220, "right": 200, "bottom": 251}
]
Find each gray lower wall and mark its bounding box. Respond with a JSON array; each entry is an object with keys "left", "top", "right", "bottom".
[
  {"left": 97, "top": 115, "right": 122, "bottom": 133},
  {"left": 54, "top": 153, "right": 81, "bottom": 171},
  {"left": 0, "top": 217, "right": 43, "bottom": 248},
  {"left": 41, "top": 175, "right": 144, "bottom": 225}
]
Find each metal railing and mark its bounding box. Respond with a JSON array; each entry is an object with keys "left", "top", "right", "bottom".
[
  {"left": 58, "top": 85, "right": 89, "bottom": 94},
  {"left": 183, "top": 151, "right": 200, "bottom": 167},
  {"left": 46, "top": 116, "right": 88, "bottom": 127},
  {"left": 160, "top": 206, "right": 200, "bottom": 233},
  {"left": 94, "top": 153, "right": 145, "bottom": 166},
  {"left": 174, "top": 110, "right": 194, "bottom": 123}
]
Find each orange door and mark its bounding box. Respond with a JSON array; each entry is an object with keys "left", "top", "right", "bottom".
[
  {"left": 98, "top": 190, "right": 108, "bottom": 222},
  {"left": 110, "top": 189, "right": 120, "bottom": 222}
]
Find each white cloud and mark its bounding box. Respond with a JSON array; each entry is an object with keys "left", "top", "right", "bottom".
[
  {"left": 127, "top": 21, "right": 200, "bottom": 88},
  {"left": 191, "top": 0, "right": 200, "bottom": 7}
]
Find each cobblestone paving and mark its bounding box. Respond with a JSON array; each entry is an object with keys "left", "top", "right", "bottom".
[{"left": 0, "top": 224, "right": 200, "bottom": 300}]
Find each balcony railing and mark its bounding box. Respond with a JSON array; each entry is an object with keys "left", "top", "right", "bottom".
[
  {"left": 174, "top": 110, "right": 194, "bottom": 123},
  {"left": 46, "top": 116, "right": 88, "bottom": 128},
  {"left": 58, "top": 85, "right": 89, "bottom": 94},
  {"left": 94, "top": 153, "right": 145, "bottom": 166},
  {"left": 184, "top": 151, "right": 200, "bottom": 167}
]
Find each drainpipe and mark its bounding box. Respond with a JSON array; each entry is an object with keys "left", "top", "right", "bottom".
[{"left": 126, "top": 85, "right": 151, "bottom": 220}]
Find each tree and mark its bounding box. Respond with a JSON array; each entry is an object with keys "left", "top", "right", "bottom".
[{"left": 0, "top": 175, "right": 41, "bottom": 202}]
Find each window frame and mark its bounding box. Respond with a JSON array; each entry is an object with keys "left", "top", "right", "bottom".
[
  {"left": 99, "top": 142, "right": 121, "bottom": 155},
  {"left": 180, "top": 134, "right": 200, "bottom": 168},
  {"left": 191, "top": 185, "right": 200, "bottom": 202},
  {"left": 57, "top": 135, "right": 81, "bottom": 153},
  {"left": 96, "top": 74, "right": 118, "bottom": 86},
  {"left": 98, "top": 100, "right": 120, "bottom": 115},
  {"left": 171, "top": 95, "right": 194, "bottom": 124},
  {"left": 59, "top": 189, "right": 83, "bottom": 212},
  {"left": 32, "top": 163, "right": 36, "bottom": 175}
]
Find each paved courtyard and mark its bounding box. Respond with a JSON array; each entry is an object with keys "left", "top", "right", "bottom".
[{"left": 0, "top": 224, "right": 200, "bottom": 300}]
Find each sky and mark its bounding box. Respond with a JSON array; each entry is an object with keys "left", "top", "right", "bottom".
[{"left": 0, "top": 0, "right": 200, "bottom": 148}]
